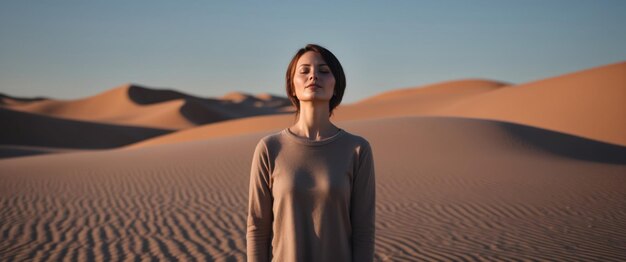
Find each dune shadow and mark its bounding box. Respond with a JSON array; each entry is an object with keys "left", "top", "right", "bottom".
[
  {"left": 127, "top": 84, "right": 294, "bottom": 126},
  {"left": 0, "top": 146, "right": 50, "bottom": 159},
  {"left": 0, "top": 107, "right": 172, "bottom": 150},
  {"left": 179, "top": 98, "right": 232, "bottom": 125},
  {"left": 127, "top": 85, "right": 192, "bottom": 104},
  {"left": 179, "top": 98, "right": 294, "bottom": 126},
  {"left": 495, "top": 120, "right": 626, "bottom": 165},
  {"left": 0, "top": 93, "right": 48, "bottom": 104}
]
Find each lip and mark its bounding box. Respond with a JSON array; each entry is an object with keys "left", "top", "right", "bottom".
[{"left": 306, "top": 84, "right": 321, "bottom": 89}]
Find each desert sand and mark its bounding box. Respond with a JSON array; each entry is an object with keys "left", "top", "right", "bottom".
[{"left": 1, "top": 61, "right": 625, "bottom": 261}]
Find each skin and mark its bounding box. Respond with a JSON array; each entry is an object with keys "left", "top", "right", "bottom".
[{"left": 289, "top": 51, "right": 341, "bottom": 140}]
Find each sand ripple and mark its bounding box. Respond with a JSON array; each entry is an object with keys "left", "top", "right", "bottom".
[{"left": 1, "top": 117, "right": 625, "bottom": 261}]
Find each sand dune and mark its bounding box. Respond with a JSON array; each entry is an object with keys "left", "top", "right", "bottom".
[
  {"left": 332, "top": 79, "right": 511, "bottom": 121},
  {"left": 0, "top": 107, "right": 171, "bottom": 150},
  {"left": 435, "top": 61, "right": 626, "bottom": 146},
  {"left": 339, "top": 62, "right": 626, "bottom": 146},
  {"left": 125, "top": 113, "right": 294, "bottom": 148},
  {"left": 1, "top": 116, "right": 624, "bottom": 260},
  {"left": 1, "top": 61, "right": 624, "bottom": 260},
  {"left": 126, "top": 62, "right": 625, "bottom": 148},
  {"left": 354, "top": 78, "right": 509, "bottom": 106},
  {"left": 1, "top": 84, "right": 293, "bottom": 130},
  {"left": 126, "top": 79, "right": 510, "bottom": 148}
]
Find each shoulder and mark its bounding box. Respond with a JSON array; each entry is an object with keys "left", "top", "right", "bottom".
[
  {"left": 340, "top": 130, "right": 373, "bottom": 153},
  {"left": 253, "top": 129, "right": 284, "bottom": 152},
  {"left": 341, "top": 130, "right": 375, "bottom": 170}
]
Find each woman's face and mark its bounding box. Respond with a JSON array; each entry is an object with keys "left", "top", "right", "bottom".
[{"left": 292, "top": 51, "right": 336, "bottom": 103}]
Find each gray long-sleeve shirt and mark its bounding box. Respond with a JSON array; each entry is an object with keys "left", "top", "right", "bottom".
[{"left": 247, "top": 127, "right": 376, "bottom": 262}]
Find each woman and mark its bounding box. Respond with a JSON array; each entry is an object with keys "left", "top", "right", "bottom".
[{"left": 247, "top": 44, "right": 376, "bottom": 262}]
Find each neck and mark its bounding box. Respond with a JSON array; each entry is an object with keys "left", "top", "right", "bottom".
[{"left": 291, "top": 101, "right": 338, "bottom": 140}]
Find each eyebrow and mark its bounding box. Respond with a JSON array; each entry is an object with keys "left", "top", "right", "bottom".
[{"left": 298, "top": 64, "right": 329, "bottom": 67}]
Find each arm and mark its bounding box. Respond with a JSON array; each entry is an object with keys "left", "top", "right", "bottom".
[
  {"left": 351, "top": 141, "right": 376, "bottom": 262},
  {"left": 247, "top": 139, "right": 273, "bottom": 262}
]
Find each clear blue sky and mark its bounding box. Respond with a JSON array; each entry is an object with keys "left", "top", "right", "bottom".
[{"left": 1, "top": 0, "right": 625, "bottom": 104}]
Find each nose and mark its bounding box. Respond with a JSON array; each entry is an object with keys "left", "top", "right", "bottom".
[{"left": 308, "top": 71, "right": 318, "bottom": 80}]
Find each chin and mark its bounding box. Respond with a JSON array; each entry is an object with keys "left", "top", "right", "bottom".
[{"left": 299, "top": 96, "right": 332, "bottom": 102}]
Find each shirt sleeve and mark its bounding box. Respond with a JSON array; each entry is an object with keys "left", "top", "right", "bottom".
[
  {"left": 351, "top": 140, "right": 376, "bottom": 262},
  {"left": 247, "top": 139, "right": 274, "bottom": 262}
]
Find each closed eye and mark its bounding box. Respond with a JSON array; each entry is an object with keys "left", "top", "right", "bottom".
[{"left": 298, "top": 65, "right": 330, "bottom": 74}]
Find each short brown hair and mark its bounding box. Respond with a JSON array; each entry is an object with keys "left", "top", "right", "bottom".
[{"left": 285, "top": 44, "right": 346, "bottom": 121}]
